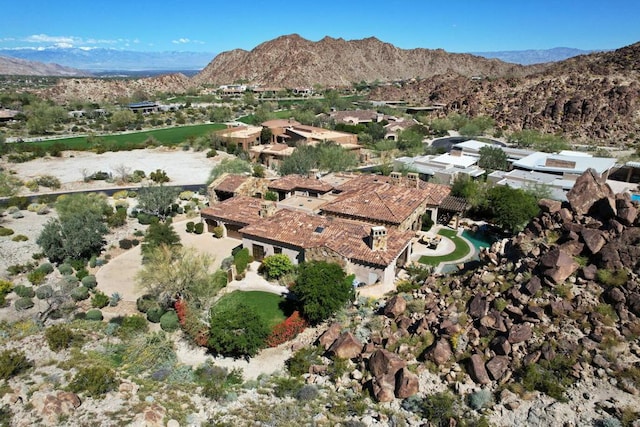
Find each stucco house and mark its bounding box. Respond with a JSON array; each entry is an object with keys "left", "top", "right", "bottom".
[{"left": 239, "top": 209, "right": 413, "bottom": 287}]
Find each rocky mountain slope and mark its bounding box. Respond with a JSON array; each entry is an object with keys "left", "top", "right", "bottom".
[
  {"left": 369, "top": 42, "right": 640, "bottom": 144},
  {"left": 0, "top": 56, "right": 90, "bottom": 77},
  {"left": 39, "top": 73, "right": 194, "bottom": 103},
  {"left": 193, "top": 34, "right": 539, "bottom": 88},
  {"left": 471, "top": 47, "right": 598, "bottom": 65}
]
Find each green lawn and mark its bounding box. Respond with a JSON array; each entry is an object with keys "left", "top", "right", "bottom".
[
  {"left": 27, "top": 123, "right": 226, "bottom": 151},
  {"left": 419, "top": 228, "right": 472, "bottom": 266},
  {"left": 213, "top": 290, "right": 294, "bottom": 329}
]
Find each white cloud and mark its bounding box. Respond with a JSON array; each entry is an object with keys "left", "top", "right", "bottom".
[
  {"left": 172, "top": 37, "right": 204, "bottom": 45},
  {"left": 21, "top": 33, "right": 123, "bottom": 48}
]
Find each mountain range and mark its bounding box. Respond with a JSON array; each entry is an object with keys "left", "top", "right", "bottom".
[
  {"left": 0, "top": 47, "right": 214, "bottom": 72},
  {"left": 0, "top": 43, "right": 601, "bottom": 76},
  {"left": 0, "top": 55, "right": 90, "bottom": 77}
]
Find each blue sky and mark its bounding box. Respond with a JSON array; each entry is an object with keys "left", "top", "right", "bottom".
[{"left": 2, "top": 0, "right": 639, "bottom": 54}]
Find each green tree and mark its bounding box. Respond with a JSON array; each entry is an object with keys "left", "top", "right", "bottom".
[
  {"left": 478, "top": 145, "right": 508, "bottom": 172},
  {"left": 292, "top": 261, "right": 354, "bottom": 324},
  {"left": 136, "top": 184, "right": 180, "bottom": 218},
  {"left": 137, "top": 245, "right": 223, "bottom": 310},
  {"left": 141, "top": 219, "right": 181, "bottom": 256},
  {"left": 487, "top": 185, "right": 539, "bottom": 232},
  {"left": 252, "top": 164, "right": 265, "bottom": 178},
  {"left": 279, "top": 142, "right": 357, "bottom": 176},
  {"left": 396, "top": 129, "right": 424, "bottom": 155},
  {"left": 209, "top": 106, "right": 232, "bottom": 123},
  {"left": 37, "top": 209, "right": 108, "bottom": 263},
  {"left": 25, "top": 102, "right": 67, "bottom": 134},
  {"left": 55, "top": 193, "right": 111, "bottom": 220},
  {"left": 110, "top": 109, "right": 136, "bottom": 131},
  {"left": 260, "top": 127, "right": 273, "bottom": 144},
  {"left": 208, "top": 301, "right": 270, "bottom": 357},
  {"left": 206, "top": 158, "right": 253, "bottom": 184},
  {"left": 260, "top": 254, "right": 294, "bottom": 280}
]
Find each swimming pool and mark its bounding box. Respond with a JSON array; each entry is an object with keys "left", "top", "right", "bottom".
[
  {"left": 632, "top": 193, "right": 640, "bottom": 202},
  {"left": 462, "top": 229, "right": 497, "bottom": 252}
]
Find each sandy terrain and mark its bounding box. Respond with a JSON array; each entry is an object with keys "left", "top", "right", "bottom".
[{"left": 2, "top": 147, "right": 233, "bottom": 192}]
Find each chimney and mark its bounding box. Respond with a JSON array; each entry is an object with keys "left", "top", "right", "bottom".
[
  {"left": 450, "top": 149, "right": 462, "bottom": 157},
  {"left": 407, "top": 172, "right": 419, "bottom": 188},
  {"left": 370, "top": 226, "right": 387, "bottom": 251},
  {"left": 390, "top": 171, "right": 402, "bottom": 185},
  {"left": 259, "top": 201, "right": 276, "bottom": 218},
  {"left": 308, "top": 168, "right": 320, "bottom": 179}
]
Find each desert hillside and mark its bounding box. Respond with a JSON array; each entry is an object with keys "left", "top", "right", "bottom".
[{"left": 0, "top": 55, "right": 90, "bottom": 77}]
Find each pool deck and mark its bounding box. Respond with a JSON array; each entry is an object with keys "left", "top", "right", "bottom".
[{"left": 410, "top": 226, "right": 478, "bottom": 273}]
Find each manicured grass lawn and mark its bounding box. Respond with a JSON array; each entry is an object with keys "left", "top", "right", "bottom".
[
  {"left": 29, "top": 123, "right": 226, "bottom": 151},
  {"left": 419, "top": 228, "right": 472, "bottom": 266},
  {"left": 213, "top": 290, "right": 294, "bottom": 329}
]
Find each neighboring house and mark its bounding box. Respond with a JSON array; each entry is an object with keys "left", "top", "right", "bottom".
[
  {"left": 330, "top": 109, "right": 385, "bottom": 125},
  {"left": 384, "top": 119, "right": 416, "bottom": 141},
  {"left": 394, "top": 150, "right": 485, "bottom": 184},
  {"left": 0, "top": 109, "right": 19, "bottom": 122},
  {"left": 215, "top": 125, "right": 263, "bottom": 152},
  {"left": 267, "top": 174, "right": 334, "bottom": 200},
  {"left": 240, "top": 209, "right": 413, "bottom": 287},
  {"left": 512, "top": 151, "right": 617, "bottom": 179},
  {"left": 249, "top": 143, "right": 296, "bottom": 169},
  {"left": 207, "top": 173, "right": 268, "bottom": 203},
  {"left": 261, "top": 119, "right": 359, "bottom": 148},
  {"left": 127, "top": 101, "right": 159, "bottom": 114},
  {"left": 487, "top": 169, "right": 571, "bottom": 201},
  {"left": 320, "top": 173, "right": 451, "bottom": 230},
  {"left": 200, "top": 196, "right": 275, "bottom": 239}
]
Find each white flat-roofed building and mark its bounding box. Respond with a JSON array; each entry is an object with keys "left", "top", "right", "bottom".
[{"left": 512, "top": 152, "right": 617, "bottom": 178}]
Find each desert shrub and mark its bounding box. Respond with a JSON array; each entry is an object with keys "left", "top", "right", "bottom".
[
  {"left": 520, "top": 355, "right": 575, "bottom": 401},
  {"left": 71, "top": 286, "right": 89, "bottom": 301},
  {"left": 89, "top": 171, "right": 110, "bottom": 181},
  {"left": 58, "top": 264, "right": 73, "bottom": 275},
  {"left": 136, "top": 294, "right": 157, "bottom": 313},
  {"left": 81, "top": 275, "right": 97, "bottom": 289},
  {"left": 272, "top": 376, "right": 305, "bottom": 398},
  {"left": 85, "top": 309, "right": 103, "bottom": 321},
  {"left": 37, "top": 263, "right": 54, "bottom": 274},
  {"left": 68, "top": 258, "right": 87, "bottom": 271},
  {"left": 27, "top": 203, "right": 43, "bottom": 212},
  {"left": 402, "top": 391, "right": 458, "bottom": 426},
  {"left": 0, "top": 280, "right": 13, "bottom": 306},
  {"left": 286, "top": 345, "right": 323, "bottom": 377},
  {"left": 178, "top": 191, "right": 194, "bottom": 200},
  {"left": 36, "top": 285, "right": 54, "bottom": 300},
  {"left": 295, "top": 384, "right": 319, "bottom": 401},
  {"left": 91, "top": 291, "right": 109, "bottom": 309},
  {"left": 14, "top": 284, "right": 35, "bottom": 298},
  {"left": 128, "top": 190, "right": 138, "bottom": 198},
  {"left": 137, "top": 213, "right": 154, "bottom": 225},
  {"left": 118, "top": 315, "right": 148, "bottom": 337},
  {"left": 27, "top": 269, "right": 46, "bottom": 285},
  {"left": 147, "top": 307, "right": 165, "bottom": 323},
  {"left": 35, "top": 175, "right": 61, "bottom": 189},
  {"left": 596, "top": 269, "right": 629, "bottom": 287},
  {"left": 119, "top": 239, "right": 133, "bottom": 250},
  {"left": 213, "top": 226, "right": 223, "bottom": 238},
  {"left": 60, "top": 275, "right": 79, "bottom": 287},
  {"left": 7, "top": 262, "right": 35, "bottom": 275},
  {"left": 206, "top": 149, "right": 216, "bottom": 158},
  {"left": 11, "top": 211, "right": 24, "bottom": 219},
  {"left": 194, "top": 222, "right": 204, "bottom": 234},
  {"left": 37, "top": 205, "right": 50, "bottom": 215},
  {"left": 112, "top": 190, "right": 128, "bottom": 200},
  {"left": 89, "top": 255, "right": 97, "bottom": 268},
  {"left": 194, "top": 363, "right": 243, "bottom": 401},
  {"left": 11, "top": 234, "right": 28, "bottom": 242},
  {"left": 45, "top": 325, "right": 74, "bottom": 351},
  {"left": 109, "top": 292, "right": 122, "bottom": 307},
  {"left": 467, "top": 389, "right": 494, "bottom": 410},
  {"left": 0, "top": 226, "right": 14, "bottom": 236},
  {"left": 75, "top": 268, "right": 89, "bottom": 280},
  {"left": 25, "top": 180, "right": 39, "bottom": 191},
  {"left": 186, "top": 221, "right": 195, "bottom": 233},
  {"left": 260, "top": 254, "right": 294, "bottom": 280},
  {"left": 0, "top": 349, "right": 31, "bottom": 380},
  {"left": 14, "top": 297, "right": 35, "bottom": 311},
  {"left": 68, "top": 365, "right": 117, "bottom": 397},
  {"left": 160, "top": 310, "right": 179, "bottom": 332}
]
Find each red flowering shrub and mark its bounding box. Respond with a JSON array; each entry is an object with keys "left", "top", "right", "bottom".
[
  {"left": 266, "top": 311, "right": 308, "bottom": 347},
  {"left": 175, "top": 298, "right": 187, "bottom": 326},
  {"left": 175, "top": 298, "right": 209, "bottom": 346}
]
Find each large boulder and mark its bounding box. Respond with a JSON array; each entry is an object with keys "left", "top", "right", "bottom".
[
  {"left": 426, "top": 338, "right": 453, "bottom": 365},
  {"left": 384, "top": 295, "right": 406, "bottom": 318},
  {"left": 468, "top": 354, "right": 491, "bottom": 384},
  {"left": 395, "top": 367, "right": 419, "bottom": 398},
  {"left": 566, "top": 169, "right": 616, "bottom": 218},
  {"left": 538, "top": 198, "right": 562, "bottom": 214},
  {"left": 328, "top": 332, "right": 363, "bottom": 360},
  {"left": 371, "top": 376, "right": 395, "bottom": 403},
  {"left": 468, "top": 294, "right": 489, "bottom": 319},
  {"left": 369, "top": 349, "right": 406, "bottom": 378},
  {"left": 615, "top": 193, "right": 638, "bottom": 226},
  {"left": 31, "top": 391, "right": 81, "bottom": 426},
  {"left": 486, "top": 355, "right": 510, "bottom": 381},
  {"left": 581, "top": 228, "right": 606, "bottom": 255},
  {"left": 508, "top": 324, "right": 533, "bottom": 344},
  {"left": 318, "top": 323, "right": 342, "bottom": 350},
  {"left": 540, "top": 248, "right": 579, "bottom": 284},
  {"left": 599, "top": 227, "right": 640, "bottom": 271}
]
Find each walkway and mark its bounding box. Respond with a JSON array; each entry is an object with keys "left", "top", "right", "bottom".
[
  {"left": 222, "top": 261, "right": 289, "bottom": 296},
  {"left": 410, "top": 226, "right": 477, "bottom": 273}
]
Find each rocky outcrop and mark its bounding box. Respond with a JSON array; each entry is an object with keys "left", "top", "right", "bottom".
[
  {"left": 327, "top": 332, "right": 363, "bottom": 360},
  {"left": 31, "top": 391, "right": 81, "bottom": 426}
]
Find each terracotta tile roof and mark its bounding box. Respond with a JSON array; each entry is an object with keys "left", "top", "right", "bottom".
[
  {"left": 330, "top": 110, "right": 379, "bottom": 123},
  {"left": 335, "top": 174, "right": 451, "bottom": 206},
  {"left": 268, "top": 175, "right": 334, "bottom": 193},
  {"left": 240, "top": 210, "right": 413, "bottom": 267},
  {"left": 213, "top": 175, "right": 249, "bottom": 193},
  {"left": 200, "top": 196, "right": 269, "bottom": 226},
  {"left": 439, "top": 195, "right": 469, "bottom": 212}
]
